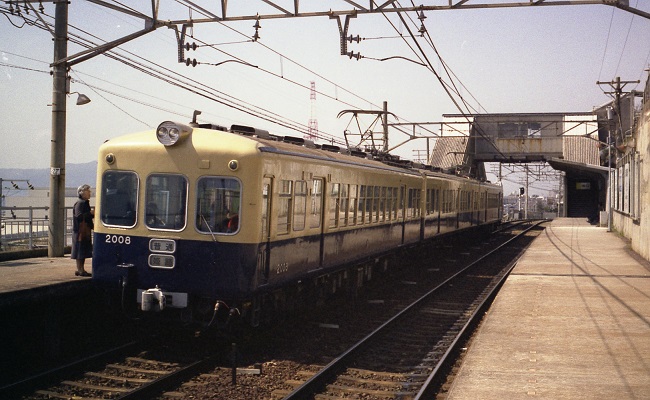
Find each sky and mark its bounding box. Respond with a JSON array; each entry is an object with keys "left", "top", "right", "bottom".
[{"left": 1, "top": 1, "right": 649, "bottom": 197}]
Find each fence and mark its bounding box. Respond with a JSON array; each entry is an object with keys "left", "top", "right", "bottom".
[{"left": 0, "top": 206, "right": 74, "bottom": 252}]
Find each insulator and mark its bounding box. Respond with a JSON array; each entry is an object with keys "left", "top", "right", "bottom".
[
  {"left": 347, "top": 35, "right": 360, "bottom": 43},
  {"left": 185, "top": 58, "right": 197, "bottom": 67},
  {"left": 185, "top": 42, "right": 198, "bottom": 51},
  {"left": 347, "top": 51, "right": 361, "bottom": 60}
]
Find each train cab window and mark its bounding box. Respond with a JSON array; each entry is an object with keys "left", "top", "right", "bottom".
[
  {"left": 146, "top": 174, "right": 188, "bottom": 230},
  {"left": 196, "top": 177, "right": 241, "bottom": 234},
  {"left": 100, "top": 171, "right": 138, "bottom": 227}
]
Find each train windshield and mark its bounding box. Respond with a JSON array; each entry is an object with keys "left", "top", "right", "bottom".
[
  {"left": 145, "top": 174, "right": 188, "bottom": 230},
  {"left": 196, "top": 177, "right": 241, "bottom": 234},
  {"left": 100, "top": 171, "right": 138, "bottom": 227}
]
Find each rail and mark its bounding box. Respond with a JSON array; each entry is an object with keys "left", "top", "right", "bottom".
[
  {"left": 283, "top": 221, "right": 544, "bottom": 399},
  {"left": 0, "top": 206, "right": 75, "bottom": 252}
]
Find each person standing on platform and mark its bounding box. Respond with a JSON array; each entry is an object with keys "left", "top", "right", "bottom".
[{"left": 72, "top": 184, "right": 94, "bottom": 277}]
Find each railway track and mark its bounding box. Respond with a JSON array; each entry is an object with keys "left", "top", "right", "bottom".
[
  {"left": 0, "top": 333, "right": 228, "bottom": 400},
  {"left": 278, "top": 221, "right": 544, "bottom": 400},
  {"left": 1, "top": 221, "right": 545, "bottom": 400}
]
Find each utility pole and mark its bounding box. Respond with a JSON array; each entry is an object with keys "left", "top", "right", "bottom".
[
  {"left": 49, "top": 1, "right": 69, "bottom": 257},
  {"left": 595, "top": 77, "right": 639, "bottom": 232}
]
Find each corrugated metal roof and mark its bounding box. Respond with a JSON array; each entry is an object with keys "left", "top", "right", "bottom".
[
  {"left": 429, "top": 137, "right": 470, "bottom": 169},
  {"left": 562, "top": 136, "right": 600, "bottom": 166}
]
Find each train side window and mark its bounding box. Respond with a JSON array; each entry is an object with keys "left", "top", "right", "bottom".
[
  {"left": 329, "top": 183, "right": 340, "bottom": 228},
  {"left": 441, "top": 190, "right": 445, "bottom": 213},
  {"left": 146, "top": 174, "right": 188, "bottom": 231},
  {"left": 407, "top": 188, "right": 414, "bottom": 218},
  {"left": 374, "top": 186, "right": 381, "bottom": 222},
  {"left": 277, "top": 180, "right": 293, "bottom": 234},
  {"left": 196, "top": 177, "right": 240, "bottom": 234},
  {"left": 293, "top": 180, "right": 307, "bottom": 231},
  {"left": 100, "top": 171, "right": 138, "bottom": 227},
  {"left": 366, "top": 186, "right": 374, "bottom": 223},
  {"left": 358, "top": 185, "right": 366, "bottom": 225},
  {"left": 310, "top": 179, "right": 322, "bottom": 229},
  {"left": 376, "top": 187, "right": 383, "bottom": 222},
  {"left": 433, "top": 188, "right": 437, "bottom": 214},
  {"left": 349, "top": 184, "right": 358, "bottom": 225},
  {"left": 339, "top": 184, "right": 349, "bottom": 227},
  {"left": 391, "top": 187, "right": 398, "bottom": 220},
  {"left": 397, "top": 186, "right": 404, "bottom": 221}
]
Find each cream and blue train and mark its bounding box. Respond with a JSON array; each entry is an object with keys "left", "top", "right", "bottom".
[{"left": 92, "top": 117, "right": 502, "bottom": 326}]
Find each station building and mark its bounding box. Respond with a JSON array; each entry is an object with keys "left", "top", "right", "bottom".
[{"left": 430, "top": 71, "right": 649, "bottom": 261}]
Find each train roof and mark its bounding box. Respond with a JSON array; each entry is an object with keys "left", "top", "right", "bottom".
[{"left": 101, "top": 120, "right": 500, "bottom": 189}]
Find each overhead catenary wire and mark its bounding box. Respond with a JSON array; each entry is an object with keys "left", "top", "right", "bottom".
[
  {"left": 3, "top": 6, "right": 340, "bottom": 143},
  {"left": 377, "top": 3, "right": 507, "bottom": 160},
  {"left": 4, "top": 2, "right": 395, "bottom": 147},
  {"left": 170, "top": 0, "right": 392, "bottom": 129}
]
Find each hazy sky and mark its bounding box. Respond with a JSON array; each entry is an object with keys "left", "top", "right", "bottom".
[{"left": 1, "top": 1, "right": 649, "bottom": 195}]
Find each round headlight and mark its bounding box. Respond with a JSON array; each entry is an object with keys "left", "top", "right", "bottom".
[{"left": 156, "top": 121, "right": 192, "bottom": 146}]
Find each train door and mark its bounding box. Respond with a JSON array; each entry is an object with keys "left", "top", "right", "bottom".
[{"left": 257, "top": 176, "right": 273, "bottom": 286}]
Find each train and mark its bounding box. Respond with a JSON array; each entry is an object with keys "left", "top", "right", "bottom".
[{"left": 92, "top": 115, "right": 503, "bottom": 327}]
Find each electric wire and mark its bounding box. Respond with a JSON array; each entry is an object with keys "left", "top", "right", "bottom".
[
  {"left": 8, "top": 6, "right": 343, "bottom": 143},
  {"left": 0, "top": 61, "right": 50, "bottom": 74},
  {"left": 614, "top": 7, "right": 636, "bottom": 77},
  {"left": 598, "top": 7, "right": 615, "bottom": 82},
  {"left": 171, "top": 0, "right": 387, "bottom": 118},
  {"left": 382, "top": 4, "right": 507, "bottom": 160}
]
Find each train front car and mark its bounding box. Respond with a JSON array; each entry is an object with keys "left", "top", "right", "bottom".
[{"left": 93, "top": 121, "right": 264, "bottom": 326}]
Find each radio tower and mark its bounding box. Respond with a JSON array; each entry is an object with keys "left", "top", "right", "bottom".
[{"left": 306, "top": 81, "right": 318, "bottom": 141}]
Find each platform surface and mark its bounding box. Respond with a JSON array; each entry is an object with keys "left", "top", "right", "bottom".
[
  {"left": 0, "top": 256, "right": 91, "bottom": 293},
  {"left": 0, "top": 255, "right": 92, "bottom": 308},
  {"left": 446, "top": 218, "right": 650, "bottom": 400}
]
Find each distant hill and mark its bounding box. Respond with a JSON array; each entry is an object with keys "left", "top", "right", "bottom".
[{"left": 0, "top": 162, "right": 98, "bottom": 189}]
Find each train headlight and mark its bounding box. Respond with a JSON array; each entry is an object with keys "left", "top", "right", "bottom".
[{"left": 156, "top": 121, "right": 192, "bottom": 146}]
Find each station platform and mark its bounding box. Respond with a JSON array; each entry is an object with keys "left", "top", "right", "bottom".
[
  {"left": 446, "top": 218, "right": 650, "bottom": 399},
  {"left": 0, "top": 255, "right": 92, "bottom": 309}
]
